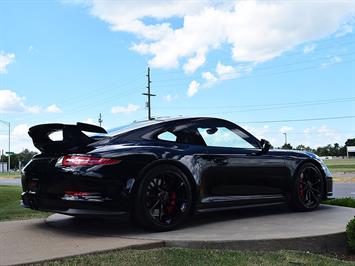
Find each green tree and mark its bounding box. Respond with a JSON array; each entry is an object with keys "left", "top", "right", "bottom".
[
  {"left": 282, "top": 143, "right": 293, "bottom": 150},
  {"left": 295, "top": 145, "right": 314, "bottom": 152},
  {"left": 345, "top": 138, "right": 355, "bottom": 146},
  {"left": 18, "top": 149, "right": 37, "bottom": 166}
]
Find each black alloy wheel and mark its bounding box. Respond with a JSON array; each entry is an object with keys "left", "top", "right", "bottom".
[
  {"left": 133, "top": 165, "right": 192, "bottom": 231},
  {"left": 290, "top": 163, "right": 324, "bottom": 211}
]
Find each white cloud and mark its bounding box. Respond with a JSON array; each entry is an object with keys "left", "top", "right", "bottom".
[
  {"left": 27, "top": 106, "right": 41, "bottom": 114},
  {"left": 303, "top": 44, "right": 316, "bottom": 54},
  {"left": 0, "top": 90, "right": 61, "bottom": 114},
  {"left": 216, "top": 62, "right": 234, "bottom": 76},
  {"left": 279, "top": 126, "right": 294, "bottom": 133},
  {"left": 0, "top": 90, "right": 27, "bottom": 113},
  {"left": 12, "top": 124, "right": 29, "bottom": 138},
  {"left": 187, "top": 80, "right": 200, "bottom": 97},
  {"left": 183, "top": 48, "right": 207, "bottom": 74},
  {"left": 82, "top": 0, "right": 355, "bottom": 73},
  {"left": 0, "top": 124, "right": 35, "bottom": 153},
  {"left": 84, "top": 118, "right": 95, "bottom": 124},
  {"left": 301, "top": 125, "right": 343, "bottom": 147},
  {"left": 320, "top": 55, "right": 343, "bottom": 68},
  {"left": 46, "top": 104, "right": 61, "bottom": 113},
  {"left": 336, "top": 23, "right": 353, "bottom": 37},
  {"left": 243, "top": 124, "right": 271, "bottom": 141},
  {"left": 163, "top": 94, "right": 179, "bottom": 102},
  {"left": 111, "top": 103, "right": 140, "bottom": 114},
  {"left": 202, "top": 71, "right": 217, "bottom": 83},
  {"left": 215, "top": 62, "right": 240, "bottom": 80},
  {"left": 0, "top": 51, "right": 15, "bottom": 74}
]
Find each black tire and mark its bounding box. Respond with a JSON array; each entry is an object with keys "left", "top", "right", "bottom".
[
  {"left": 132, "top": 164, "right": 193, "bottom": 231},
  {"left": 289, "top": 163, "right": 324, "bottom": 211}
]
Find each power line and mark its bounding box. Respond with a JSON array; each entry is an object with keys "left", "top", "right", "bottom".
[
  {"left": 152, "top": 58, "right": 355, "bottom": 88},
  {"left": 155, "top": 96, "right": 355, "bottom": 111},
  {"left": 238, "top": 115, "right": 355, "bottom": 124}
]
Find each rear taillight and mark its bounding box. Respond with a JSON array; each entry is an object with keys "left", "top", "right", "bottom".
[{"left": 59, "top": 155, "right": 120, "bottom": 167}]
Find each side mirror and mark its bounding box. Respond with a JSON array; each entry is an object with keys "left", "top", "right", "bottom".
[{"left": 260, "top": 139, "right": 271, "bottom": 154}]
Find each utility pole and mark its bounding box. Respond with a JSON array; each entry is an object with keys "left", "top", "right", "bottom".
[
  {"left": 283, "top": 132, "right": 287, "bottom": 145},
  {"left": 142, "top": 67, "right": 156, "bottom": 120},
  {"left": 0, "top": 120, "right": 10, "bottom": 172},
  {"left": 98, "top": 113, "right": 103, "bottom": 127}
]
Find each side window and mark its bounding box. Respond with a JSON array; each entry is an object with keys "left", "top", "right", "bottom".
[
  {"left": 157, "top": 131, "right": 177, "bottom": 142},
  {"left": 198, "top": 127, "right": 255, "bottom": 149}
]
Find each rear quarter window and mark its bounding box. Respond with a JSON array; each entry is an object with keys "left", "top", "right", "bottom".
[{"left": 157, "top": 131, "right": 177, "bottom": 142}]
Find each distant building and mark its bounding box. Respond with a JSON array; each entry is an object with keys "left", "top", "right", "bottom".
[{"left": 347, "top": 146, "right": 355, "bottom": 158}]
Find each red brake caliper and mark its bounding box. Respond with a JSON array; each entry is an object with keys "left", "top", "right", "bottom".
[{"left": 167, "top": 192, "right": 177, "bottom": 214}]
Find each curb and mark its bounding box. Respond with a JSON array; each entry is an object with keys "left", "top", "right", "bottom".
[{"left": 164, "top": 232, "right": 348, "bottom": 253}]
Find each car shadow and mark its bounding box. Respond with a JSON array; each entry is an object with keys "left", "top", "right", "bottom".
[{"left": 36, "top": 204, "right": 333, "bottom": 238}]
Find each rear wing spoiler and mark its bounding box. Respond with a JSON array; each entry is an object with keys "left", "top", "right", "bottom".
[{"left": 28, "top": 122, "right": 107, "bottom": 154}]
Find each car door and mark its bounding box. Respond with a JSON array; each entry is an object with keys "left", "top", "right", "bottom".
[{"left": 197, "top": 121, "right": 289, "bottom": 206}]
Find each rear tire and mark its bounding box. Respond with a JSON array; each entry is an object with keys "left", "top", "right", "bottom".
[
  {"left": 133, "top": 165, "right": 192, "bottom": 231},
  {"left": 289, "top": 163, "right": 324, "bottom": 211}
]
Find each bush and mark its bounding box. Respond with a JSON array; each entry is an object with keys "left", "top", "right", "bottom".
[{"left": 346, "top": 217, "right": 355, "bottom": 252}]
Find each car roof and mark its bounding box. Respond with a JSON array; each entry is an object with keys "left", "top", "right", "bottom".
[{"left": 92, "top": 116, "right": 261, "bottom": 148}]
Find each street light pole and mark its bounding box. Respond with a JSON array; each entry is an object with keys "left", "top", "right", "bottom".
[
  {"left": 0, "top": 120, "right": 10, "bottom": 172},
  {"left": 283, "top": 132, "right": 287, "bottom": 145}
]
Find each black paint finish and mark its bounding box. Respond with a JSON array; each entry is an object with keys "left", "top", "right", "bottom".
[{"left": 21, "top": 117, "right": 333, "bottom": 216}]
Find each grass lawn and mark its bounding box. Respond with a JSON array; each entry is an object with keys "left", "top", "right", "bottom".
[
  {"left": 0, "top": 185, "right": 50, "bottom": 221},
  {"left": 37, "top": 248, "right": 355, "bottom": 266},
  {"left": 323, "top": 197, "right": 355, "bottom": 208},
  {"left": 0, "top": 171, "right": 21, "bottom": 178},
  {"left": 325, "top": 159, "right": 355, "bottom": 173}
]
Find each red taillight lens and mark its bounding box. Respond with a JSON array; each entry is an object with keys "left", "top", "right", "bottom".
[{"left": 61, "top": 155, "right": 120, "bottom": 167}]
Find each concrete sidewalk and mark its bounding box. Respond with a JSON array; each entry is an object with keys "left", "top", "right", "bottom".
[
  {"left": 0, "top": 218, "right": 163, "bottom": 265},
  {"left": 1, "top": 205, "right": 355, "bottom": 265}
]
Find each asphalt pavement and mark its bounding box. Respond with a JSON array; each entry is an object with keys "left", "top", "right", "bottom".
[
  {"left": 333, "top": 182, "right": 355, "bottom": 198},
  {"left": 0, "top": 177, "right": 21, "bottom": 186}
]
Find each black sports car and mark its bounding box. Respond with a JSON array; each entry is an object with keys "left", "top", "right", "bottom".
[{"left": 21, "top": 117, "right": 333, "bottom": 231}]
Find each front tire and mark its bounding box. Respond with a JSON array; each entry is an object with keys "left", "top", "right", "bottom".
[
  {"left": 133, "top": 165, "right": 192, "bottom": 231},
  {"left": 290, "top": 163, "right": 324, "bottom": 211}
]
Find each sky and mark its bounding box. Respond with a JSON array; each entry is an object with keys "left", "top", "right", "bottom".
[{"left": 0, "top": 0, "right": 354, "bottom": 153}]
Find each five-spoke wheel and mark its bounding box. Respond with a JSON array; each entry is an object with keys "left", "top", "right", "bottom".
[
  {"left": 133, "top": 165, "right": 192, "bottom": 231},
  {"left": 290, "top": 163, "right": 324, "bottom": 211}
]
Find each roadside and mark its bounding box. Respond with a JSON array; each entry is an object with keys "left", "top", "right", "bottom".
[
  {"left": 0, "top": 177, "right": 21, "bottom": 186},
  {"left": 0, "top": 171, "right": 21, "bottom": 178}
]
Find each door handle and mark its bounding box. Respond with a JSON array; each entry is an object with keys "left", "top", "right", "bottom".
[{"left": 213, "top": 158, "right": 228, "bottom": 165}]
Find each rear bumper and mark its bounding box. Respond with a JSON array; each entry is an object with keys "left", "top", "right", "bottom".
[{"left": 21, "top": 191, "right": 128, "bottom": 217}]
